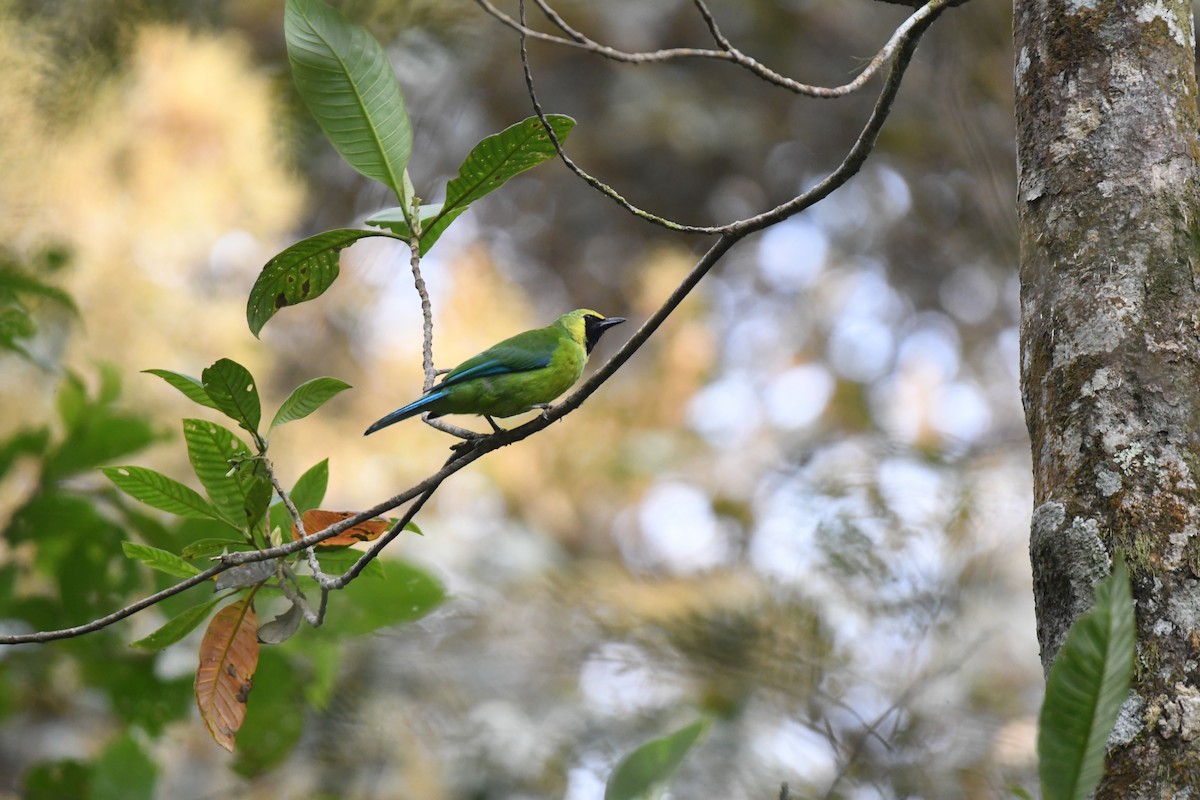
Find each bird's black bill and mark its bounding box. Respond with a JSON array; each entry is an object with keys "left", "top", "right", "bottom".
[{"left": 584, "top": 315, "right": 626, "bottom": 354}]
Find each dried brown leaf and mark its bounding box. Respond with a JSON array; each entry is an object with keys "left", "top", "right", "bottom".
[
  {"left": 194, "top": 594, "right": 259, "bottom": 752},
  {"left": 291, "top": 509, "right": 390, "bottom": 547}
]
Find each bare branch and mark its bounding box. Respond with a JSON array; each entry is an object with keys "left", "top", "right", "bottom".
[
  {"left": 476, "top": 0, "right": 729, "bottom": 63},
  {"left": 410, "top": 238, "right": 436, "bottom": 391},
  {"left": 483, "top": 0, "right": 951, "bottom": 98},
  {"left": 518, "top": 0, "right": 956, "bottom": 235}
]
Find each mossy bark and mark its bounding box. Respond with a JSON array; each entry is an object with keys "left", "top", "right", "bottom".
[{"left": 1015, "top": 0, "right": 1200, "bottom": 793}]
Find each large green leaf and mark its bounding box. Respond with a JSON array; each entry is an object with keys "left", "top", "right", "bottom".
[
  {"left": 232, "top": 649, "right": 307, "bottom": 777},
  {"left": 143, "top": 368, "right": 218, "bottom": 410},
  {"left": 290, "top": 458, "right": 329, "bottom": 513},
  {"left": 270, "top": 377, "right": 352, "bottom": 429},
  {"left": 91, "top": 732, "right": 157, "bottom": 800},
  {"left": 285, "top": 0, "right": 412, "bottom": 200},
  {"left": 606, "top": 719, "right": 710, "bottom": 800},
  {"left": 430, "top": 115, "right": 574, "bottom": 248},
  {"left": 120, "top": 541, "right": 203, "bottom": 579},
  {"left": 182, "top": 419, "right": 253, "bottom": 527},
  {"left": 201, "top": 358, "right": 262, "bottom": 437},
  {"left": 1038, "top": 556, "right": 1135, "bottom": 800},
  {"left": 130, "top": 595, "right": 225, "bottom": 651},
  {"left": 368, "top": 115, "right": 576, "bottom": 254},
  {"left": 247, "top": 229, "right": 398, "bottom": 336},
  {"left": 101, "top": 466, "right": 221, "bottom": 521},
  {"left": 325, "top": 559, "right": 444, "bottom": 636}
]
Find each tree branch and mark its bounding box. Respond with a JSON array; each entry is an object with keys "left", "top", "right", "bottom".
[
  {"left": 481, "top": 0, "right": 951, "bottom": 98},
  {"left": 0, "top": 0, "right": 959, "bottom": 648},
  {"left": 517, "top": 0, "right": 956, "bottom": 235}
]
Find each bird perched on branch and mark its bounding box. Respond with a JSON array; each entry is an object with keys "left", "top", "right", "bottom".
[{"left": 364, "top": 309, "right": 626, "bottom": 435}]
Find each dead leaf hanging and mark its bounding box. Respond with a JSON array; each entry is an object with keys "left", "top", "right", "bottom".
[{"left": 195, "top": 594, "right": 259, "bottom": 752}]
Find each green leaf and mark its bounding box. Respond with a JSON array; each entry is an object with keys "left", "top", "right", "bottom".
[
  {"left": 0, "top": 264, "right": 78, "bottom": 313},
  {"left": 291, "top": 458, "right": 329, "bottom": 513},
  {"left": 246, "top": 229, "right": 399, "bottom": 336},
  {"left": 0, "top": 427, "right": 49, "bottom": 481},
  {"left": 181, "top": 537, "right": 246, "bottom": 559},
  {"left": 121, "top": 541, "right": 203, "bottom": 579},
  {"left": 101, "top": 466, "right": 221, "bottom": 520},
  {"left": 313, "top": 548, "right": 384, "bottom": 580},
  {"left": 605, "top": 719, "right": 710, "bottom": 800},
  {"left": 270, "top": 377, "right": 352, "bottom": 429},
  {"left": 285, "top": 0, "right": 413, "bottom": 201},
  {"left": 201, "top": 358, "right": 262, "bottom": 437},
  {"left": 422, "top": 115, "right": 575, "bottom": 253},
  {"left": 1038, "top": 555, "right": 1135, "bottom": 800},
  {"left": 91, "top": 732, "right": 157, "bottom": 800},
  {"left": 183, "top": 419, "right": 253, "bottom": 526},
  {"left": 131, "top": 596, "right": 224, "bottom": 650},
  {"left": 366, "top": 202, "right": 466, "bottom": 253},
  {"left": 143, "top": 368, "right": 218, "bottom": 410},
  {"left": 326, "top": 559, "right": 444, "bottom": 636},
  {"left": 232, "top": 649, "right": 306, "bottom": 776},
  {"left": 22, "top": 760, "right": 92, "bottom": 800}
]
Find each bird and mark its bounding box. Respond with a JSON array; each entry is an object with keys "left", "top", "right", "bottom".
[{"left": 364, "top": 309, "right": 626, "bottom": 436}]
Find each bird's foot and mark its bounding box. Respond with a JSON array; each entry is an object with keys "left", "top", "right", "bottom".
[
  {"left": 484, "top": 415, "right": 507, "bottom": 434},
  {"left": 533, "top": 404, "right": 553, "bottom": 420}
]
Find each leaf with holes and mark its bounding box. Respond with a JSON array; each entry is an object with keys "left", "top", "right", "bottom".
[
  {"left": 142, "top": 369, "right": 218, "bottom": 410},
  {"left": 285, "top": 0, "right": 412, "bottom": 201},
  {"left": 270, "top": 377, "right": 352, "bottom": 429},
  {"left": 247, "top": 229, "right": 399, "bottom": 336},
  {"left": 195, "top": 594, "right": 260, "bottom": 752},
  {"left": 201, "top": 359, "right": 261, "bottom": 437},
  {"left": 101, "top": 466, "right": 222, "bottom": 521}
]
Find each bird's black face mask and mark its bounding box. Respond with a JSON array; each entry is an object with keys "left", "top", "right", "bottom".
[{"left": 583, "top": 315, "right": 627, "bottom": 354}]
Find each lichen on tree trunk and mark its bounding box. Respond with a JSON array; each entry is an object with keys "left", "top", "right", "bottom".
[{"left": 1015, "top": 0, "right": 1200, "bottom": 793}]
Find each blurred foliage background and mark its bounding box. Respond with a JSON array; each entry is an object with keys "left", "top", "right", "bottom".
[{"left": 0, "top": 0, "right": 1036, "bottom": 797}]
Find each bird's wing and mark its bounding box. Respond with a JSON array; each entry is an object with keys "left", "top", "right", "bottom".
[{"left": 439, "top": 329, "right": 558, "bottom": 388}]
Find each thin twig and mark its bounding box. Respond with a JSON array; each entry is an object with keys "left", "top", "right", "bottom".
[
  {"left": 477, "top": 0, "right": 729, "bottom": 62},
  {"left": 329, "top": 483, "right": 438, "bottom": 589},
  {"left": 274, "top": 561, "right": 321, "bottom": 626},
  {"left": 518, "top": 0, "right": 953, "bottom": 236},
  {"left": 265, "top": 458, "right": 328, "bottom": 586},
  {"left": 410, "top": 238, "right": 436, "bottom": 391},
  {"left": 484, "top": 0, "right": 947, "bottom": 98},
  {"left": 405, "top": 236, "right": 491, "bottom": 440}
]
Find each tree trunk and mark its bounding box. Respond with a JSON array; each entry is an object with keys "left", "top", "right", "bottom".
[{"left": 1015, "top": 0, "right": 1200, "bottom": 793}]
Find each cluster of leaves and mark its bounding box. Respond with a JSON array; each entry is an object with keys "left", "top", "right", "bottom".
[
  {"left": 98, "top": 358, "right": 443, "bottom": 754},
  {"left": 245, "top": 0, "right": 575, "bottom": 337},
  {"left": 0, "top": 245, "right": 76, "bottom": 362},
  {"left": 1, "top": 363, "right": 442, "bottom": 797}
]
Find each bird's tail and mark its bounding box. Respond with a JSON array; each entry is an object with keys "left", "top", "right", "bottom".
[{"left": 363, "top": 390, "right": 449, "bottom": 435}]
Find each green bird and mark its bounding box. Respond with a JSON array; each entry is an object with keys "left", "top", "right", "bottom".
[{"left": 364, "top": 309, "right": 626, "bottom": 435}]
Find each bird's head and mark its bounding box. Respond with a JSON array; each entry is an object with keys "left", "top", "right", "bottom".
[{"left": 560, "top": 309, "right": 627, "bottom": 354}]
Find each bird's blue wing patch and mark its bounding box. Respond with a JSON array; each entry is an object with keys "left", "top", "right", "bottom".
[{"left": 439, "top": 336, "right": 556, "bottom": 388}]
